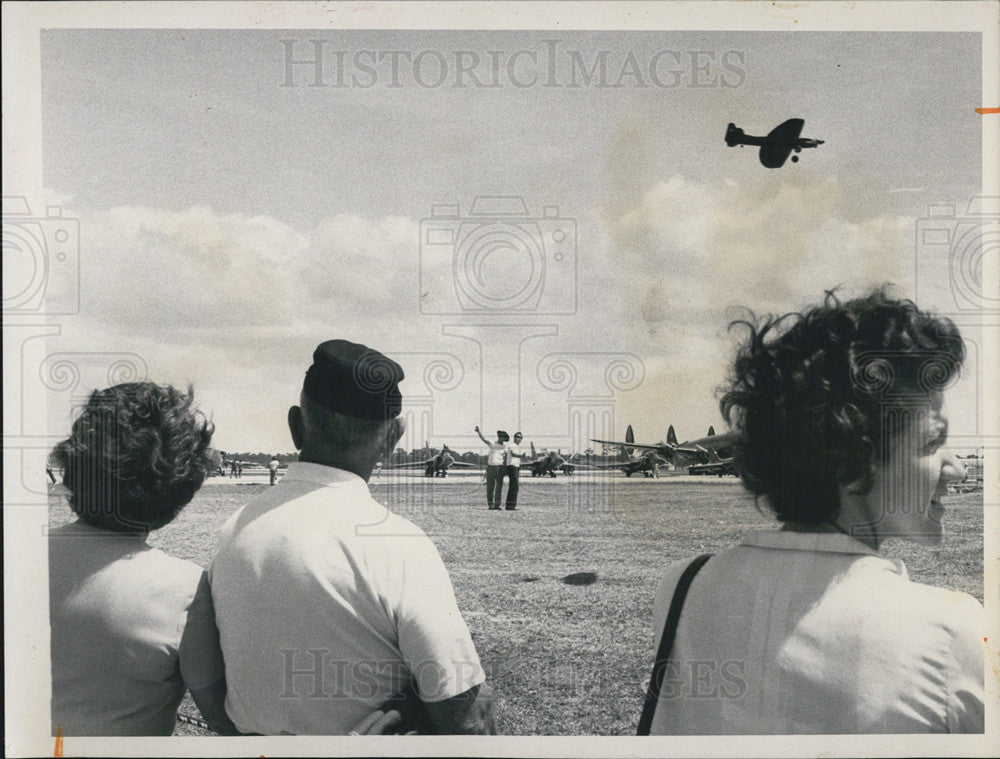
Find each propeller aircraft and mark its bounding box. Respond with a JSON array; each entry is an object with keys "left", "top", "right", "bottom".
[
  {"left": 591, "top": 424, "right": 737, "bottom": 471},
  {"left": 383, "top": 443, "right": 478, "bottom": 477},
  {"left": 725, "top": 118, "right": 824, "bottom": 168}
]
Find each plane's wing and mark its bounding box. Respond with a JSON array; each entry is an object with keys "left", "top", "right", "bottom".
[
  {"left": 688, "top": 458, "right": 735, "bottom": 475},
  {"left": 590, "top": 438, "right": 668, "bottom": 453},
  {"left": 678, "top": 431, "right": 738, "bottom": 453},
  {"left": 383, "top": 460, "right": 431, "bottom": 469},
  {"left": 448, "top": 461, "right": 479, "bottom": 468},
  {"left": 759, "top": 118, "right": 803, "bottom": 168}
]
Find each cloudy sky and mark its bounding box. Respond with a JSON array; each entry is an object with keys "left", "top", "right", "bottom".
[{"left": 35, "top": 26, "right": 987, "bottom": 454}]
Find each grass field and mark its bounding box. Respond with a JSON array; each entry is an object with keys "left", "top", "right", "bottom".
[{"left": 48, "top": 475, "right": 985, "bottom": 736}]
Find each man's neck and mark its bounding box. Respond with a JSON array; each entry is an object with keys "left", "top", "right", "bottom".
[{"left": 297, "top": 450, "right": 375, "bottom": 482}]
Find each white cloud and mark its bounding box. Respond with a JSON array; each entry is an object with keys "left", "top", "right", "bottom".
[
  {"left": 601, "top": 172, "right": 910, "bottom": 323},
  {"left": 80, "top": 205, "right": 306, "bottom": 330},
  {"left": 50, "top": 187, "right": 922, "bottom": 450},
  {"left": 591, "top": 173, "right": 915, "bottom": 438}
]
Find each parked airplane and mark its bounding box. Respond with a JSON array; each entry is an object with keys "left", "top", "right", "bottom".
[
  {"left": 687, "top": 448, "right": 736, "bottom": 477},
  {"left": 592, "top": 424, "right": 737, "bottom": 468},
  {"left": 523, "top": 444, "right": 580, "bottom": 477},
  {"left": 725, "top": 118, "right": 824, "bottom": 168},
  {"left": 587, "top": 425, "right": 668, "bottom": 477},
  {"left": 384, "top": 443, "right": 478, "bottom": 477}
]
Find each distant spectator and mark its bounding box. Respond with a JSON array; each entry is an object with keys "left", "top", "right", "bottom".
[{"left": 268, "top": 457, "right": 280, "bottom": 486}]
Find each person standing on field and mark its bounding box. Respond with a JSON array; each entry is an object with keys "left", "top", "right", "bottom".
[
  {"left": 476, "top": 426, "right": 508, "bottom": 510},
  {"left": 504, "top": 432, "right": 526, "bottom": 510}
]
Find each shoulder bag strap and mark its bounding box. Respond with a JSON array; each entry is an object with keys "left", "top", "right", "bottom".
[{"left": 636, "top": 553, "right": 712, "bottom": 735}]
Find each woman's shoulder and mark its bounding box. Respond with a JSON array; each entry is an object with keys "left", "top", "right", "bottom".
[
  {"left": 124, "top": 545, "right": 205, "bottom": 602},
  {"left": 880, "top": 572, "right": 984, "bottom": 637}
]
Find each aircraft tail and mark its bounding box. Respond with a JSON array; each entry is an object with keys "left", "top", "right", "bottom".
[
  {"left": 725, "top": 122, "right": 743, "bottom": 147},
  {"left": 667, "top": 425, "right": 678, "bottom": 445},
  {"left": 531, "top": 442, "right": 537, "bottom": 459},
  {"left": 707, "top": 426, "right": 715, "bottom": 437},
  {"left": 625, "top": 425, "right": 635, "bottom": 457}
]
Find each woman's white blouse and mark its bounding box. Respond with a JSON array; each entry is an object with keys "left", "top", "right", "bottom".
[{"left": 650, "top": 529, "right": 984, "bottom": 734}]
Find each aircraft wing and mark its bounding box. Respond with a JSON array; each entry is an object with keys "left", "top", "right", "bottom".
[
  {"left": 575, "top": 460, "right": 625, "bottom": 470},
  {"left": 677, "top": 430, "right": 738, "bottom": 455},
  {"left": 590, "top": 438, "right": 668, "bottom": 453},
  {"left": 688, "top": 461, "right": 735, "bottom": 475},
  {"left": 759, "top": 118, "right": 803, "bottom": 168},
  {"left": 448, "top": 461, "right": 479, "bottom": 468},
  {"left": 383, "top": 459, "right": 433, "bottom": 469}
]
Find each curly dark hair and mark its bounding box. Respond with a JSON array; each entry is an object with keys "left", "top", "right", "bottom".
[
  {"left": 719, "top": 287, "right": 964, "bottom": 524},
  {"left": 52, "top": 382, "right": 215, "bottom": 532}
]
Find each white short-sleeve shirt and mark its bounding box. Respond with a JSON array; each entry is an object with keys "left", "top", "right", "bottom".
[
  {"left": 505, "top": 443, "right": 526, "bottom": 467},
  {"left": 209, "top": 462, "right": 485, "bottom": 735},
  {"left": 649, "top": 528, "right": 984, "bottom": 734},
  {"left": 485, "top": 442, "right": 506, "bottom": 467}
]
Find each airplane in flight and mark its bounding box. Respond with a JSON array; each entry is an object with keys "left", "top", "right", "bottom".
[
  {"left": 383, "top": 443, "right": 478, "bottom": 477},
  {"left": 592, "top": 424, "right": 737, "bottom": 469},
  {"left": 725, "top": 118, "right": 824, "bottom": 168}
]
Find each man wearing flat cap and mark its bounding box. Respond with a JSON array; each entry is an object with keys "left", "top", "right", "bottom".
[
  {"left": 475, "top": 427, "right": 508, "bottom": 510},
  {"left": 210, "top": 340, "right": 494, "bottom": 734}
]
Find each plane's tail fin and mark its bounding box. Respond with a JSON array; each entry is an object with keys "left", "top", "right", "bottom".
[
  {"left": 625, "top": 424, "right": 635, "bottom": 457},
  {"left": 667, "top": 425, "right": 678, "bottom": 445},
  {"left": 725, "top": 123, "right": 743, "bottom": 147},
  {"left": 531, "top": 442, "right": 537, "bottom": 459},
  {"left": 707, "top": 426, "right": 715, "bottom": 437}
]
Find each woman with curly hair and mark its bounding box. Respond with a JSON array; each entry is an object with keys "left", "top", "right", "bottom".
[
  {"left": 641, "top": 288, "right": 983, "bottom": 734},
  {"left": 48, "top": 382, "right": 234, "bottom": 736}
]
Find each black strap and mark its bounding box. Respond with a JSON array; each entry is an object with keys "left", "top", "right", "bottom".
[{"left": 637, "top": 553, "right": 712, "bottom": 735}]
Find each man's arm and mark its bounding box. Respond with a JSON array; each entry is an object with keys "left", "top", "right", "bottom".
[
  {"left": 474, "top": 426, "right": 490, "bottom": 446},
  {"left": 189, "top": 680, "right": 239, "bottom": 735},
  {"left": 423, "top": 683, "right": 496, "bottom": 735},
  {"left": 180, "top": 572, "right": 239, "bottom": 734}
]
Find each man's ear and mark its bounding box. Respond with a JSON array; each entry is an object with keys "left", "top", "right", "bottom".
[
  {"left": 389, "top": 416, "right": 406, "bottom": 448},
  {"left": 386, "top": 416, "right": 406, "bottom": 450},
  {"left": 288, "top": 406, "right": 305, "bottom": 451}
]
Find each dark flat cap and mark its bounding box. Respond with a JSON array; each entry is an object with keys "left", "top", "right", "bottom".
[{"left": 303, "top": 339, "right": 404, "bottom": 420}]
